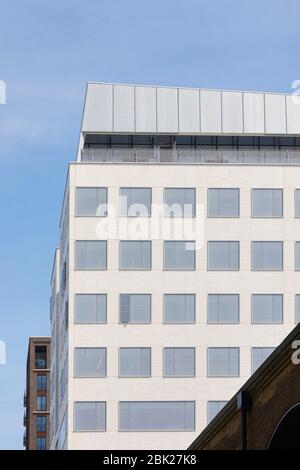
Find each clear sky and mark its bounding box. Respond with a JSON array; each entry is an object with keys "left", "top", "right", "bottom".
[{"left": 0, "top": 0, "right": 299, "bottom": 449}]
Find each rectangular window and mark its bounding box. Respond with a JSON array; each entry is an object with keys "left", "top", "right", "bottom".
[
  {"left": 164, "top": 241, "right": 195, "bottom": 270},
  {"left": 119, "top": 294, "right": 151, "bottom": 324},
  {"left": 296, "top": 295, "right": 300, "bottom": 323},
  {"left": 164, "top": 188, "right": 196, "bottom": 217},
  {"left": 207, "top": 347, "right": 239, "bottom": 377},
  {"left": 207, "top": 241, "right": 239, "bottom": 271},
  {"left": 37, "top": 375, "right": 47, "bottom": 391},
  {"left": 164, "top": 294, "right": 195, "bottom": 323},
  {"left": 163, "top": 348, "right": 195, "bottom": 377},
  {"left": 119, "top": 241, "right": 151, "bottom": 270},
  {"left": 252, "top": 294, "right": 283, "bottom": 323},
  {"left": 119, "top": 348, "right": 151, "bottom": 377},
  {"left": 207, "top": 294, "right": 239, "bottom": 324},
  {"left": 37, "top": 396, "right": 47, "bottom": 411},
  {"left": 75, "top": 241, "right": 107, "bottom": 270},
  {"left": 119, "top": 401, "right": 195, "bottom": 431},
  {"left": 74, "top": 348, "right": 106, "bottom": 377},
  {"left": 208, "top": 189, "right": 239, "bottom": 217},
  {"left": 76, "top": 187, "right": 107, "bottom": 217},
  {"left": 295, "top": 242, "right": 300, "bottom": 270},
  {"left": 295, "top": 189, "right": 300, "bottom": 217},
  {"left": 75, "top": 294, "right": 107, "bottom": 324},
  {"left": 74, "top": 402, "right": 106, "bottom": 431},
  {"left": 252, "top": 189, "right": 283, "bottom": 217},
  {"left": 207, "top": 401, "right": 227, "bottom": 423},
  {"left": 36, "top": 437, "right": 46, "bottom": 450},
  {"left": 35, "top": 346, "right": 47, "bottom": 369},
  {"left": 251, "top": 241, "right": 283, "bottom": 271},
  {"left": 37, "top": 415, "right": 47, "bottom": 433},
  {"left": 252, "top": 347, "right": 275, "bottom": 373},
  {"left": 120, "top": 188, "right": 151, "bottom": 217}
]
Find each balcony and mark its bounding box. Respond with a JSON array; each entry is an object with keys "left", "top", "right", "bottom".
[
  {"left": 81, "top": 147, "right": 300, "bottom": 166},
  {"left": 23, "top": 431, "right": 27, "bottom": 448},
  {"left": 35, "top": 346, "right": 47, "bottom": 369},
  {"left": 23, "top": 392, "right": 27, "bottom": 407},
  {"left": 35, "top": 358, "right": 47, "bottom": 369},
  {"left": 23, "top": 412, "right": 27, "bottom": 427}
]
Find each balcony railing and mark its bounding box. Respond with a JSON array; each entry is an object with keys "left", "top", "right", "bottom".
[
  {"left": 35, "top": 358, "right": 47, "bottom": 369},
  {"left": 81, "top": 147, "right": 300, "bottom": 165},
  {"left": 23, "top": 412, "right": 27, "bottom": 427},
  {"left": 23, "top": 431, "right": 27, "bottom": 448},
  {"left": 23, "top": 392, "right": 27, "bottom": 407}
]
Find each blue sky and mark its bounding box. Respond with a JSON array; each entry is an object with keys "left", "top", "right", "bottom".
[{"left": 0, "top": 0, "right": 299, "bottom": 449}]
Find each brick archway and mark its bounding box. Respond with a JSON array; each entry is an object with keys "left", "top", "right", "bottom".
[{"left": 268, "top": 403, "right": 300, "bottom": 450}]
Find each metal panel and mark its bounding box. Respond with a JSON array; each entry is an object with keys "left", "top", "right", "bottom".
[
  {"left": 222, "top": 91, "right": 243, "bottom": 134},
  {"left": 178, "top": 88, "right": 200, "bottom": 133},
  {"left": 243, "top": 92, "right": 265, "bottom": 134},
  {"left": 200, "top": 90, "right": 222, "bottom": 133},
  {"left": 135, "top": 86, "right": 157, "bottom": 133},
  {"left": 157, "top": 87, "right": 178, "bottom": 133},
  {"left": 265, "top": 93, "right": 286, "bottom": 134},
  {"left": 286, "top": 95, "right": 300, "bottom": 134},
  {"left": 113, "top": 85, "right": 135, "bottom": 132},
  {"left": 82, "top": 83, "right": 113, "bottom": 132}
]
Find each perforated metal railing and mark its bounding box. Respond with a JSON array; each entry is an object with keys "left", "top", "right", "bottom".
[{"left": 81, "top": 147, "right": 300, "bottom": 165}]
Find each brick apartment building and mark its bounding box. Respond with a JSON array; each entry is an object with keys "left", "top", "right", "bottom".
[{"left": 24, "top": 337, "right": 51, "bottom": 450}]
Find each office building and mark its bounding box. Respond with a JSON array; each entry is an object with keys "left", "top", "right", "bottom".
[{"left": 50, "top": 83, "right": 300, "bottom": 449}]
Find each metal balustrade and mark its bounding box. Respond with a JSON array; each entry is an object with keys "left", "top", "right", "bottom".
[{"left": 81, "top": 147, "right": 300, "bottom": 165}]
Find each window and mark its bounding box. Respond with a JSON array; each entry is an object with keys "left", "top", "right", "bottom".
[
  {"left": 207, "top": 348, "right": 239, "bottom": 377},
  {"left": 64, "top": 301, "right": 69, "bottom": 330},
  {"left": 295, "top": 242, "right": 300, "bottom": 270},
  {"left": 36, "top": 437, "right": 46, "bottom": 450},
  {"left": 296, "top": 295, "right": 300, "bottom": 323},
  {"left": 251, "top": 241, "right": 283, "bottom": 271},
  {"left": 295, "top": 189, "right": 300, "bottom": 217},
  {"left": 74, "top": 402, "right": 106, "bottom": 431},
  {"left": 59, "top": 414, "right": 67, "bottom": 450},
  {"left": 207, "top": 294, "right": 239, "bottom": 324},
  {"left": 35, "top": 346, "right": 47, "bottom": 369},
  {"left": 75, "top": 294, "right": 107, "bottom": 324},
  {"left": 37, "top": 415, "right": 47, "bottom": 433},
  {"left": 252, "top": 348, "right": 275, "bottom": 373},
  {"left": 164, "top": 294, "right": 195, "bottom": 323},
  {"left": 119, "top": 348, "right": 151, "bottom": 377},
  {"left": 163, "top": 348, "right": 195, "bottom": 377},
  {"left": 252, "top": 294, "right": 283, "bottom": 323},
  {"left": 75, "top": 241, "right": 107, "bottom": 270},
  {"left": 252, "top": 189, "right": 283, "bottom": 217},
  {"left": 119, "top": 241, "right": 151, "bottom": 270},
  {"left": 164, "top": 188, "right": 196, "bottom": 217},
  {"left": 120, "top": 188, "right": 151, "bottom": 217},
  {"left": 74, "top": 348, "right": 106, "bottom": 377},
  {"left": 76, "top": 187, "right": 107, "bottom": 217},
  {"left": 119, "top": 294, "right": 151, "bottom": 323},
  {"left": 164, "top": 241, "right": 195, "bottom": 270},
  {"left": 37, "top": 396, "right": 47, "bottom": 411},
  {"left": 208, "top": 189, "right": 239, "bottom": 217},
  {"left": 119, "top": 401, "right": 195, "bottom": 431},
  {"left": 207, "top": 241, "right": 239, "bottom": 271},
  {"left": 37, "top": 375, "right": 47, "bottom": 391},
  {"left": 61, "top": 261, "right": 67, "bottom": 291},
  {"left": 207, "top": 401, "right": 227, "bottom": 423}
]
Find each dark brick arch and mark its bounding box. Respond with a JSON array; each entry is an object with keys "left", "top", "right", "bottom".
[{"left": 268, "top": 403, "right": 300, "bottom": 450}]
